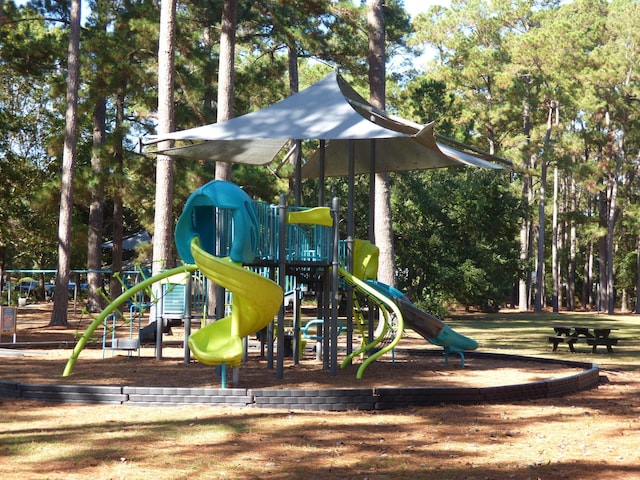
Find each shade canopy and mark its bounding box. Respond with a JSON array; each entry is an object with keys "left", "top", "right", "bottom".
[
  {"left": 302, "top": 125, "right": 503, "bottom": 178},
  {"left": 144, "top": 71, "right": 510, "bottom": 175}
]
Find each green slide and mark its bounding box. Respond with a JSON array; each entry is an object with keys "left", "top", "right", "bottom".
[
  {"left": 338, "top": 267, "right": 405, "bottom": 379},
  {"left": 368, "top": 280, "right": 478, "bottom": 367}
]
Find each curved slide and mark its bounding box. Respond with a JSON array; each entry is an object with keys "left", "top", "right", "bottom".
[
  {"left": 367, "top": 280, "right": 478, "bottom": 366},
  {"left": 338, "top": 267, "right": 404, "bottom": 379},
  {"left": 187, "top": 237, "right": 282, "bottom": 367},
  {"left": 61, "top": 244, "right": 282, "bottom": 375},
  {"left": 344, "top": 238, "right": 477, "bottom": 371},
  {"left": 174, "top": 180, "right": 283, "bottom": 367},
  {"left": 64, "top": 180, "right": 282, "bottom": 377}
]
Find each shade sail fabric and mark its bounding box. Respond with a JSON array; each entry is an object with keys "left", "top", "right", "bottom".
[
  {"left": 151, "top": 72, "right": 411, "bottom": 141},
  {"left": 300, "top": 125, "right": 503, "bottom": 178},
  {"left": 155, "top": 139, "right": 287, "bottom": 166},
  {"left": 144, "top": 71, "right": 509, "bottom": 173}
]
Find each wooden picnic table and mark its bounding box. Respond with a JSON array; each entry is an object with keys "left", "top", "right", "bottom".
[{"left": 548, "top": 326, "right": 620, "bottom": 353}]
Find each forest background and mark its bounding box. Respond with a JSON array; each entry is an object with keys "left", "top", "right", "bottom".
[{"left": 0, "top": 0, "right": 638, "bottom": 320}]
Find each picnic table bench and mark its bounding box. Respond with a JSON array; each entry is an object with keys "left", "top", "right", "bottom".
[{"left": 548, "top": 326, "right": 620, "bottom": 353}]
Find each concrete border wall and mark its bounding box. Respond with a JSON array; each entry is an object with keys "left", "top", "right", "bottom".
[{"left": 0, "top": 352, "right": 601, "bottom": 411}]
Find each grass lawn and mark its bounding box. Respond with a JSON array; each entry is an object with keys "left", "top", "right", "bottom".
[{"left": 447, "top": 310, "right": 640, "bottom": 371}]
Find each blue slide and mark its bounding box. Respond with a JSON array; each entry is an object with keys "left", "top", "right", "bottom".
[{"left": 366, "top": 280, "right": 478, "bottom": 367}]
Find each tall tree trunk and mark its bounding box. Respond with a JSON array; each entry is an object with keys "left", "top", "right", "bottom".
[
  {"left": 50, "top": 0, "right": 81, "bottom": 326},
  {"left": 605, "top": 180, "right": 618, "bottom": 314},
  {"left": 109, "top": 88, "right": 125, "bottom": 302},
  {"left": 621, "top": 289, "right": 629, "bottom": 313},
  {"left": 287, "top": 44, "right": 300, "bottom": 203},
  {"left": 288, "top": 44, "right": 299, "bottom": 95},
  {"left": 367, "top": 0, "right": 395, "bottom": 287},
  {"left": 534, "top": 103, "right": 555, "bottom": 312},
  {"left": 598, "top": 191, "right": 608, "bottom": 312},
  {"left": 152, "top": 0, "right": 177, "bottom": 277},
  {"left": 86, "top": 96, "right": 106, "bottom": 313},
  {"left": 518, "top": 215, "right": 532, "bottom": 311},
  {"left": 209, "top": 0, "right": 237, "bottom": 318},
  {"left": 582, "top": 241, "right": 592, "bottom": 309},
  {"left": 582, "top": 196, "right": 595, "bottom": 309},
  {"left": 202, "top": 25, "right": 215, "bottom": 123},
  {"left": 558, "top": 181, "right": 566, "bottom": 309},
  {"left": 604, "top": 139, "right": 621, "bottom": 314},
  {"left": 551, "top": 165, "right": 559, "bottom": 312},
  {"left": 198, "top": 25, "right": 215, "bottom": 323},
  {"left": 110, "top": 196, "right": 123, "bottom": 300},
  {"left": 567, "top": 177, "right": 577, "bottom": 311},
  {"left": 602, "top": 112, "right": 622, "bottom": 314},
  {"left": 518, "top": 89, "right": 533, "bottom": 311},
  {"left": 534, "top": 161, "right": 546, "bottom": 313},
  {"left": 214, "top": 0, "right": 236, "bottom": 182}
]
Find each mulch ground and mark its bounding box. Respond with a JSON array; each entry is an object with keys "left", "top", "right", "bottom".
[{"left": 2, "top": 304, "right": 586, "bottom": 390}]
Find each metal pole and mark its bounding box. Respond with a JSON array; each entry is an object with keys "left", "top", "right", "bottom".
[
  {"left": 369, "top": 138, "right": 376, "bottom": 242},
  {"left": 267, "top": 265, "right": 275, "bottom": 369},
  {"left": 215, "top": 205, "right": 225, "bottom": 320},
  {"left": 183, "top": 274, "right": 192, "bottom": 364},
  {"left": 346, "top": 140, "right": 355, "bottom": 359},
  {"left": 319, "top": 139, "right": 328, "bottom": 365},
  {"left": 330, "top": 196, "right": 340, "bottom": 376},
  {"left": 73, "top": 271, "right": 80, "bottom": 315},
  {"left": 294, "top": 139, "right": 302, "bottom": 207},
  {"left": 319, "top": 139, "right": 326, "bottom": 206},
  {"left": 368, "top": 139, "right": 377, "bottom": 343},
  {"left": 155, "top": 286, "right": 163, "bottom": 360},
  {"left": 322, "top": 270, "right": 330, "bottom": 369},
  {"left": 276, "top": 194, "right": 287, "bottom": 379},
  {"left": 293, "top": 276, "right": 301, "bottom": 365}
]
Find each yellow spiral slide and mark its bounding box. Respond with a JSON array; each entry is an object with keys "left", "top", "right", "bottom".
[{"left": 187, "top": 237, "right": 283, "bottom": 367}]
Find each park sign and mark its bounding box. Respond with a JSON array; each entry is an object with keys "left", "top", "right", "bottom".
[{"left": 1, "top": 306, "right": 17, "bottom": 343}]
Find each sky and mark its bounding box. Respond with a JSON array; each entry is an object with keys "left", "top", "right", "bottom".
[
  {"left": 396, "top": 0, "right": 452, "bottom": 71},
  {"left": 13, "top": 0, "right": 452, "bottom": 26},
  {"left": 13, "top": 0, "right": 451, "bottom": 66},
  {"left": 403, "top": 0, "right": 451, "bottom": 17}
]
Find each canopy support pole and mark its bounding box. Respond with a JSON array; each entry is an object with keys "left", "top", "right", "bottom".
[
  {"left": 330, "top": 195, "right": 340, "bottom": 377},
  {"left": 294, "top": 139, "right": 302, "bottom": 206},
  {"left": 319, "top": 139, "right": 326, "bottom": 206},
  {"left": 276, "top": 194, "right": 287, "bottom": 379},
  {"left": 344, "top": 139, "right": 356, "bottom": 363},
  {"left": 369, "top": 139, "right": 376, "bottom": 243},
  {"left": 368, "top": 139, "right": 377, "bottom": 344}
]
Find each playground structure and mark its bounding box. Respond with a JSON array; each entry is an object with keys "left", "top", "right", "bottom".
[
  {"left": 62, "top": 71, "right": 515, "bottom": 384},
  {"left": 64, "top": 179, "right": 477, "bottom": 386},
  {"left": 0, "top": 70, "right": 609, "bottom": 410}
]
